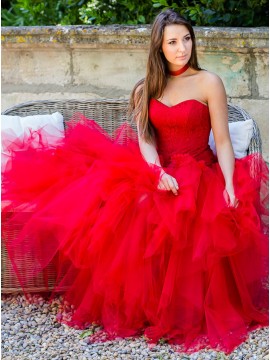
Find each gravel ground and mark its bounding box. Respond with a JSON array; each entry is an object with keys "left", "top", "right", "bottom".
[{"left": 1, "top": 294, "right": 269, "bottom": 360}]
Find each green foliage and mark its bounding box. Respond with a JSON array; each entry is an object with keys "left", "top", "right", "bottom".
[
  {"left": 152, "top": 0, "right": 268, "bottom": 26},
  {"left": 79, "top": 329, "right": 93, "bottom": 338},
  {"left": 79, "top": 323, "right": 100, "bottom": 339},
  {"left": 78, "top": 0, "right": 155, "bottom": 25},
  {"left": 158, "top": 337, "right": 168, "bottom": 344},
  {"left": 1, "top": 0, "right": 268, "bottom": 26},
  {"left": 1, "top": 0, "right": 87, "bottom": 26}
]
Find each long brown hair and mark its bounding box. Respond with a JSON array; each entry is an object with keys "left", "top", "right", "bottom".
[{"left": 129, "top": 9, "right": 201, "bottom": 142}]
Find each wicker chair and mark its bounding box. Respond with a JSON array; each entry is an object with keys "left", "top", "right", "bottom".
[{"left": 1, "top": 99, "right": 262, "bottom": 294}]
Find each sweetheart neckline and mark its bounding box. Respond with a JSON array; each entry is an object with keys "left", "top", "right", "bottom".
[{"left": 152, "top": 98, "right": 208, "bottom": 108}]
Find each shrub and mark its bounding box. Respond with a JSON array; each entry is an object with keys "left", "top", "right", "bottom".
[
  {"left": 152, "top": 0, "right": 269, "bottom": 26},
  {"left": 79, "top": 0, "right": 155, "bottom": 25},
  {"left": 1, "top": 0, "right": 87, "bottom": 26},
  {"left": 1, "top": 0, "right": 268, "bottom": 27}
]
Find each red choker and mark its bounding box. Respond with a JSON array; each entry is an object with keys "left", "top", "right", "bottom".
[{"left": 169, "top": 63, "right": 189, "bottom": 76}]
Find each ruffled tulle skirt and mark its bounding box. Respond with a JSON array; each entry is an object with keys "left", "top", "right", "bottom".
[{"left": 1, "top": 114, "right": 268, "bottom": 354}]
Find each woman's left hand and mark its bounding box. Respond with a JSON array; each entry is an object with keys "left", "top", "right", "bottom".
[{"left": 223, "top": 186, "right": 239, "bottom": 208}]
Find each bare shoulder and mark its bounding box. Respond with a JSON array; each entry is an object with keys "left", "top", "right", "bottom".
[
  {"left": 130, "top": 78, "right": 145, "bottom": 109},
  {"left": 133, "top": 78, "right": 145, "bottom": 96},
  {"left": 195, "top": 70, "right": 227, "bottom": 105},
  {"left": 197, "top": 70, "right": 225, "bottom": 89}
]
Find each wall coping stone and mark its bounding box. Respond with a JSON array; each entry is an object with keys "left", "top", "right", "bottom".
[{"left": 1, "top": 25, "right": 269, "bottom": 51}]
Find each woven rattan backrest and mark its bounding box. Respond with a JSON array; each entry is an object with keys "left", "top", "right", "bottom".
[
  {"left": 3, "top": 99, "right": 262, "bottom": 155},
  {"left": 2, "top": 99, "right": 130, "bottom": 134}
]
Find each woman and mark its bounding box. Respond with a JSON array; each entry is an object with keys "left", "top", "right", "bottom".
[
  {"left": 2, "top": 9, "right": 268, "bottom": 354},
  {"left": 131, "top": 10, "right": 237, "bottom": 206}
]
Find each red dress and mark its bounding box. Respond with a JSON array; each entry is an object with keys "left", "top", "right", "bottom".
[{"left": 2, "top": 99, "right": 268, "bottom": 353}]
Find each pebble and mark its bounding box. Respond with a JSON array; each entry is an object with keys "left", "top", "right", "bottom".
[{"left": 1, "top": 294, "right": 269, "bottom": 360}]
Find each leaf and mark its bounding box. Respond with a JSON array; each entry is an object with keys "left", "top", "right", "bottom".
[
  {"left": 158, "top": 337, "right": 167, "bottom": 344},
  {"left": 152, "top": 0, "right": 168, "bottom": 6},
  {"left": 79, "top": 329, "right": 93, "bottom": 339},
  {"left": 189, "top": 9, "right": 198, "bottom": 15},
  {"left": 203, "top": 9, "right": 215, "bottom": 15},
  {"left": 223, "top": 13, "right": 231, "bottom": 22},
  {"left": 171, "top": 3, "right": 180, "bottom": 10},
  {"left": 180, "top": 0, "right": 188, "bottom": 6},
  {"left": 138, "top": 15, "right": 145, "bottom": 23}
]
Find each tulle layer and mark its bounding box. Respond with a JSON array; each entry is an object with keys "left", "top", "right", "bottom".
[{"left": 2, "top": 115, "right": 268, "bottom": 354}]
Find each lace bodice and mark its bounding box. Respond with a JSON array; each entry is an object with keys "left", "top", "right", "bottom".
[{"left": 149, "top": 99, "right": 216, "bottom": 166}]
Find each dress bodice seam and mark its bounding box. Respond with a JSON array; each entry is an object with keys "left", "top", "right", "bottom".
[{"left": 152, "top": 98, "right": 208, "bottom": 108}]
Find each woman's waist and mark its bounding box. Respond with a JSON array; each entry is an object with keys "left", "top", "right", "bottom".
[{"left": 158, "top": 146, "right": 216, "bottom": 167}]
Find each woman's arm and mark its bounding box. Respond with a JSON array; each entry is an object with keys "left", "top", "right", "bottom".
[
  {"left": 204, "top": 72, "right": 238, "bottom": 207},
  {"left": 137, "top": 128, "right": 161, "bottom": 167},
  {"left": 132, "top": 82, "right": 179, "bottom": 195},
  {"left": 137, "top": 125, "right": 179, "bottom": 195}
]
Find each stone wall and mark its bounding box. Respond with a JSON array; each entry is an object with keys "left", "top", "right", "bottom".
[{"left": 1, "top": 25, "right": 269, "bottom": 159}]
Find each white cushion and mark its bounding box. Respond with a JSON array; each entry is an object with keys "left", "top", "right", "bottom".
[
  {"left": 209, "top": 119, "right": 253, "bottom": 159},
  {"left": 1, "top": 112, "right": 65, "bottom": 169}
]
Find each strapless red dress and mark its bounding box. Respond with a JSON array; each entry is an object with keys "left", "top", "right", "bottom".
[{"left": 2, "top": 99, "right": 268, "bottom": 354}]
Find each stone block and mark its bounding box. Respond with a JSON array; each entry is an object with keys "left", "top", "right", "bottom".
[
  {"left": 254, "top": 52, "right": 269, "bottom": 98},
  {"left": 2, "top": 47, "right": 71, "bottom": 86},
  {"left": 199, "top": 51, "right": 250, "bottom": 97},
  {"left": 72, "top": 49, "right": 147, "bottom": 91}
]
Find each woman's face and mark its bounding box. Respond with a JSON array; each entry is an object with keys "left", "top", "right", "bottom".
[{"left": 161, "top": 24, "right": 192, "bottom": 70}]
